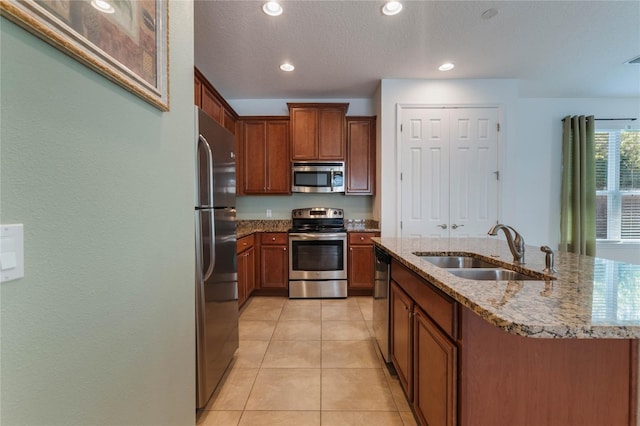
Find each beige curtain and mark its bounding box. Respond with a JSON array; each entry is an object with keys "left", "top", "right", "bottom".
[{"left": 560, "top": 115, "right": 596, "bottom": 256}]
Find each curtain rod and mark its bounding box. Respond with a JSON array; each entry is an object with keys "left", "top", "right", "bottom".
[{"left": 562, "top": 117, "right": 637, "bottom": 122}]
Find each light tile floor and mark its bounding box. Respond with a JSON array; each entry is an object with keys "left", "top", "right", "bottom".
[{"left": 196, "top": 296, "right": 417, "bottom": 426}]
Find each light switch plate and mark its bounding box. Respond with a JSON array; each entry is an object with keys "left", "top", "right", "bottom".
[{"left": 1, "top": 224, "right": 24, "bottom": 283}]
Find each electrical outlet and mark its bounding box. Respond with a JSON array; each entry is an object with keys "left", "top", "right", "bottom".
[{"left": 266, "top": 209, "right": 272, "bottom": 218}]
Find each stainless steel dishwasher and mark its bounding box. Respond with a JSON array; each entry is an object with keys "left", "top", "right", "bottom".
[{"left": 373, "top": 245, "right": 391, "bottom": 363}]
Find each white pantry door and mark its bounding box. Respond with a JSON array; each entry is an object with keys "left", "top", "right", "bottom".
[{"left": 400, "top": 107, "right": 499, "bottom": 239}]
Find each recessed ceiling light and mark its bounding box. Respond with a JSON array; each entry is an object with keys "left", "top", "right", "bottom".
[
  {"left": 91, "top": 0, "right": 115, "bottom": 14},
  {"left": 280, "top": 63, "right": 295, "bottom": 72},
  {"left": 262, "top": 1, "right": 283, "bottom": 17},
  {"left": 481, "top": 8, "right": 498, "bottom": 20},
  {"left": 382, "top": 1, "right": 403, "bottom": 16},
  {"left": 439, "top": 62, "right": 455, "bottom": 71}
]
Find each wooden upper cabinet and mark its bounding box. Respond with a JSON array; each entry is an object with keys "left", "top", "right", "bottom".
[
  {"left": 318, "top": 108, "right": 346, "bottom": 160},
  {"left": 194, "top": 76, "right": 202, "bottom": 107},
  {"left": 194, "top": 68, "right": 238, "bottom": 136},
  {"left": 202, "top": 85, "right": 223, "bottom": 123},
  {"left": 240, "top": 118, "right": 290, "bottom": 195},
  {"left": 290, "top": 107, "right": 318, "bottom": 159},
  {"left": 288, "top": 103, "right": 348, "bottom": 160},
  {"left": 223, "top": 110, "right": 237, "bottom": 135},
  {"left": 346, "top": 116, "right": 376, "bottom": 195}
]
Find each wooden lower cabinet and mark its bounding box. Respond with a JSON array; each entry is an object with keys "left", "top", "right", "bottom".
[
  {"left": 413, "top": 307, "right": 456, "bottom": 426},
  {"left": 391, "top": 281, "right": 413, "bottom": 400},
  {"left": 390, "top": 259, "right": 638, "bottom": 426},
  {"left": 237, "top": 234, "right": 256, "bottom": 307},
  {"left": 259, "top": 233, "right": 288, "bottom": 289},
  {"left": 347, "top": 232, "right": 378, "bottom": 294}
]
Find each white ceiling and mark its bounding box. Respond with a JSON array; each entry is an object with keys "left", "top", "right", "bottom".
[{"left": 194, "top": 0, "right": 640, "bottom": 100}]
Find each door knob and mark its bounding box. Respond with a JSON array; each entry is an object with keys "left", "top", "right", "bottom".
[
  {"left": 437, "top": 224, "right": 448, "bottom": 229},
  {"left": 452, "top": 224, "right": 464, "bottom": 229}
]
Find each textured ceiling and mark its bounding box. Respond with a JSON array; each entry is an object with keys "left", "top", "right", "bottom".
[{"left": 194, "top": 0, "right": 640, "bottom": 100}]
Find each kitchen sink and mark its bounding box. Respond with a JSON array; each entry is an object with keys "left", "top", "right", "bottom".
[
  {"left": 447, "top": 268, "right": 546, "bottom": 281},
  {"left": 417, "top": 254, "right": 498, "bottom": 269}
]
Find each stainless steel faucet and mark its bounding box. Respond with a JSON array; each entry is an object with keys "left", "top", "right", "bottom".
[{"left": 487, "top": 224, "right": 525, "bottom": 264}]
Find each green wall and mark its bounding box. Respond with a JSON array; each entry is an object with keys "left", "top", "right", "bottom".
[{"left": 0, "top": 2, "right": 195, "bottom": 424}]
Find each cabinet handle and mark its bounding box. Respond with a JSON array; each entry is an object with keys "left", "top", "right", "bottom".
[
  {"left": 452, "top": 224, "right": 464, "bottom": 229},
  {"left": 272, "top": 237, "right": 276, "bottom": 241},
  {"left": 283, "top": 247, "right": 287, "bottom": 251},
  {"left": 437, "top": 224, "right": 448, "bottom": 229},
  {"left": 360, "top": 236, "right": 365, "bottom": 241}
]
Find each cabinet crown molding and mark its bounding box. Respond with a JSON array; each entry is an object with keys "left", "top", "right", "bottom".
[{"left": 287, "top": 102, "right": 349, "bottom": 113}]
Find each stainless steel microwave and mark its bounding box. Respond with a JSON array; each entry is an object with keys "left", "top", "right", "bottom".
[{"left": 291, "top": 161, "right": 345, "bottom": 193}]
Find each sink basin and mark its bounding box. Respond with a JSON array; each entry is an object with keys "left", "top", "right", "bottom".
[
  {"left": 418, "top": 255, "right": 497, "bottom": 269},
  {"left": 447, "top": 268, "right": 545, "bottom": 281}
]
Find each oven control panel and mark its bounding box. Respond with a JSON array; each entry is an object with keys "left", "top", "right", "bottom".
[{"left": 292, "top": 207, "right": 343, "bottom": 219}]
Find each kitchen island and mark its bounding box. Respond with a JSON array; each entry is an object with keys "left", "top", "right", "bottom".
[{"left": 373, "top": 237, "right": 639, "bottom": 426}]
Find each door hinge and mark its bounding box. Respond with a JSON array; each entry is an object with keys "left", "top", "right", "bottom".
[
  {"left": 494, "top": 170, "right": 500, "bottom": 180},
  {"left": 400, "top": 221, "right": 403, "bottom": 230},
  {"left": 400, "top": 124, "right": 403, "bottom": 132},
  {"left": 400, "top": 172, "right": 403, "bottom": 181},
  {"left": 497, "top": 123, "right": 501, "bottom": 132}
]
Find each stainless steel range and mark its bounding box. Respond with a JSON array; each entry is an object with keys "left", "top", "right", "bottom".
[{"left": 288, "top": 207, "right": 347, "bottom": 298}]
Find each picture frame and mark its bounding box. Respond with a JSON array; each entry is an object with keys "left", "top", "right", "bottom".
[{"left": 1, "top": 0, "right": 169, "bottom": 111}]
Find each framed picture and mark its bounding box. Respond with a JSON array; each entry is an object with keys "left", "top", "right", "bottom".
[{"left": 1, "top": 0, "right": 169, "bottom": 111}]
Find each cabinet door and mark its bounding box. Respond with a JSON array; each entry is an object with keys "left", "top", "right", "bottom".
[
  {"left": 346, "top": 117, "right": 375, "bottom": 194},
  {"left": 266, "top": 120, "right": 290, "bottom": 194},
  {"left": 260, "top": 245, "right": 288, "bottom": 288},
  {"left": 290, "top": 108, "right": 318, "bottom": 160},
  {"left": 237, "top": 251, "right": 247, "bottom": 306},
  {"left": 246, "top": 246, "right": 256, "bottom": 296},
  {"left": 318, "top": 107, "right": 345, "bottom": 160},
  {"left": 194, "top": 75, "right": 202, "bottom": 107},
  {"left": 201, "top": 85, "right": 223, "bottom": 123},
  {"left": 348, "top": 244, "right": 374, "bottom": 289},
  {"left": 414, "top": 307, "right": 457, "bottom": 426},
  {"left": 223, "top": 110, "right": 236, "bottom": 135},
  {"left": 242, "top": 121, "right": 268, "bottom": 194},
  {"left": 391, "top": 281, "right": 413, "bottom": 400}
]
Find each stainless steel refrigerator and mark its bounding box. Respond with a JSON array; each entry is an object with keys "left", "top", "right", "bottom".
[{"left": 195, "top": 107, "right": 238, "bottom": 409}]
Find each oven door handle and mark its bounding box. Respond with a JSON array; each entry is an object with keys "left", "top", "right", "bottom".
[{"left": 289, "top": 232, "right": 346, "bottom": 240}]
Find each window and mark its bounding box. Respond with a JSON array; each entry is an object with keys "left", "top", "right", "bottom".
[{"left": 595, "top": 128, "right": 640, "bottom": 240}]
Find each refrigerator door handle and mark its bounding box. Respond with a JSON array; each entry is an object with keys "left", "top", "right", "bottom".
[
  {"left": 198, "top": 134, "right": 215, "bottom": 207},
  {"left": 195, "top": 210, "right": 216, "bottom": 283},
  {"left": 203, "top": 210, "right": 215, "bottom": 282},
  {"left": 195, "top": 212, "right": 203, "bottom": 282}
]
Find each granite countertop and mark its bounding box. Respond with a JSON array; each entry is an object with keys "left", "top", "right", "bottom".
[
  {"left": 373, "top": 237, "right": 640, "bottom": 339},
  {"left": 236, "top": 219, "right": 380, "bottom": 238}
]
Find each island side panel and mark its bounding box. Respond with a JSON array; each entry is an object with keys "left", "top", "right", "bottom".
[{"left": 458, "top": 307, "right": 637, "bottom": 426}]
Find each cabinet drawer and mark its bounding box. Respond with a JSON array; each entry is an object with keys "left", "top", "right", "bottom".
[
  {"left": 391, "top": 259, "right": 457, "bottom": 339},
  {"left": 237, "top": 234, "right": 255, "bottom": 253},
  {"left": 260, "top": 232, "right": 288, "bottom": 245},
  {"left": 348, "top": 232, "right": 377, "bottom": 245}
]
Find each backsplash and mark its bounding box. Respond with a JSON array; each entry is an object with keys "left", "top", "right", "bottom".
[{"left": 236, "top": 194, "right": 373, "bottom": 220}]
